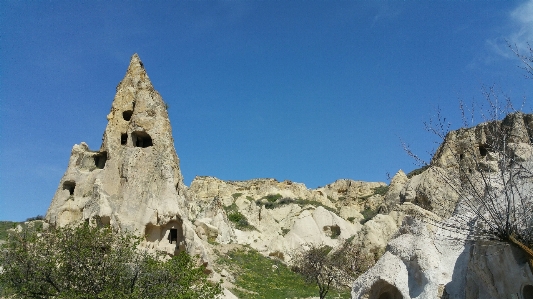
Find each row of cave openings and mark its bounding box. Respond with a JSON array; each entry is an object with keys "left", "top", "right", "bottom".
[{"left": 120, "top": 109, "right": 153, "bottom": 148}]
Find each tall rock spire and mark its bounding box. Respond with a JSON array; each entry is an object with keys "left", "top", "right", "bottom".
[{"left": 46, "top": 54, "right": 194, "bottom": 256}]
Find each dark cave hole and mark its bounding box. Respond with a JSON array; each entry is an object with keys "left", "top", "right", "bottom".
[
  {"left": 123, "top": 110, "right": 133, "bottom": 121},
  {"left": 63, "top": 181, "right": 76, "bottom": 196},
  {"left": 132, "top": 131, "right": 153, "bottom": 148}
]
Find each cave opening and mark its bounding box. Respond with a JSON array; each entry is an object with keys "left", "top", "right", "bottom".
[
  {"left": 93, "top": 152, "right": 107, "bottom": 169},
  {"left": 132, "top": 131, "right": 153, "bottom": 148},
  {"left": 523, "top": 284, "right": 533, "bottom": 299},
  {"left": 121, "top": 133, "right": 128, "bottom": 145},
  {"left": 123, "top": 110, "right": 133, "bottom": 121},
  {"left": 479, "top": 144, "right": 488, "bottom": 157},
  {"left": 63, "top": 181, "right": 76, "bottom": 196},
  {"left": 169, "top": 229, "right": 178, "bottom": 244}
]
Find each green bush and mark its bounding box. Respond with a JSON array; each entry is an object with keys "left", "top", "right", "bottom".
[
  {"left": 0, "top": 221, "right": 17, "bottom": 241},
  {"left": 232, "top": 193, "right": 243, "bottom": 200},
  {"left": 263, "top": 194, "right": 283, "bottom": 203},
  {"left": 360, "top": 207, "right": 378, "bottom": 224},
  {"left": 372, "top": 185, "right": 389, "bottom": 196},
  {"left": 255, "top": 197, "right": 338, "bottom": 213},
  {"left": 228, "top": 211, "right": 246, "bottom": 223},
  {"left": 0, "top": 222, "right": 221, "bottom": 299}
]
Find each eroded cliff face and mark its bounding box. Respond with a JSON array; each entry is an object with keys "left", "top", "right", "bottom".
[
  {"left": 352, "top": 113, "right": 533, "bottom": 299},
  {"left": 45, "top": 54, "right": 207, "bottom": 258}
]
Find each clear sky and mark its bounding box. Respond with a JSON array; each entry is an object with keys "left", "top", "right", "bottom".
[{"left": 1, "top": 1, "right": 533, "bottom": 221}]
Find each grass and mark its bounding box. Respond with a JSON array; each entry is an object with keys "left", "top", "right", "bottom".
[
  {"left": 217, "top": 247, "right": 351, "bottom": 299},
  {"left": 232, "top": 193, "right": 243, "bottom": 200}
]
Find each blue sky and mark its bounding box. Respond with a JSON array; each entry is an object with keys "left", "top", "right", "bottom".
[{"left": 1, "top": 1, "right": 533, "bottom": 221}]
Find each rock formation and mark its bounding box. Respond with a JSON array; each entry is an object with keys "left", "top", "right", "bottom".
[
  {"left": 351, "top": 113, "right": 533, "bottom": 299},
  {"left": 187, "top": 176, "right": 396, "bottom": 261},
  {"left": 44, "top": 54, "right": 401, "bottom": 298},
  {"left": 46, "top": 54, "right": 206, "bottom": 258}
]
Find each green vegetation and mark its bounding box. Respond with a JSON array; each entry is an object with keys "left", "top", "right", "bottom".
[
  {"left": 407, "top": 165, "right": 430, "bottom": 178},
  {"left": 372, "top": 185, "right": 389, "bottom": 196},
  {"left": 360, "top": 207, "right": 379, "bottom": 224},
  {"left": 232, "top": 193, "right": 243, "bottom": 200},
  {"left": 292, "top": 241, "right": 374, "bottom": 299},
  {"left": 217, "top": 247, "right": 350, "bottom": 299},
  {"left": 224, "top": 203, "right": 255, "bottom": 231},
  {"left": 246, "top": 196, "right": 254, "bottom": 201},
  {"left": 262, "top": 194, "right": 283, "bottom": 203},
  {"left": 347, "top": 217, "right": 356, "bottom": 223},
  {"left": 0, "top": 221, "right": 221, "bottom": 299}
]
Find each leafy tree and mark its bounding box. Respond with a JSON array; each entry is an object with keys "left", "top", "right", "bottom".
[
  {"left": 0, "top": 221, "right": 221, "bottom": 299},
  {"left": 291, "top": 241, "right": 375, "bottom": 299}
]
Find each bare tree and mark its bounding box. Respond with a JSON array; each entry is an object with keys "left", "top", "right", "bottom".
[
  {"left": 291, "top": 241, "right": 376, "bottom": 299},
  {"left": 403, "top": 87, "right": 533, "bottom": 273}
]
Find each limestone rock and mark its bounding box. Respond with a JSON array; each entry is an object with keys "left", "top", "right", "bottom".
[
  {"left": 432, "top": 112, "right": 533, "bottom": 170},
  {"left": 188, "top": 176, "right": 387, "bottom": 220}
]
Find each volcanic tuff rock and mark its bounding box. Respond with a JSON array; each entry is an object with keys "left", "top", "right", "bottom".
[
  {"left": 45, "top": 54, "right": 207, "bottom": 259},
  {"left": 186, "top": 176, "right": 397, "bottom": 261}
]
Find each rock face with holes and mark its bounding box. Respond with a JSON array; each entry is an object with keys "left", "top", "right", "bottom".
[{"left": 45, "top": 54, "right": 209, "bottom": 259}]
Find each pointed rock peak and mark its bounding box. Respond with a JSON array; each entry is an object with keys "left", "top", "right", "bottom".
[
  {"left": 118, "top": 53, "right": 153, "bottom": 91},
  {"left": 129, "top": 53, "right": 144, "bottom": 70}
]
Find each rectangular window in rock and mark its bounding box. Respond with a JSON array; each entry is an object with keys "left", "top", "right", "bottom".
[{"left": 169, "top": 229, "right": 178, "bottom": 244}]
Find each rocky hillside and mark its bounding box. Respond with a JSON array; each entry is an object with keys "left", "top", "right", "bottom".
[{"left": 41, "top": 54, "right": 532, "bottom": 298}]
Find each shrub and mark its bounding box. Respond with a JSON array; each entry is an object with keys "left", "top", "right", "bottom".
[
  {"left": 360, "top": 207, "right": 378, "bottom": 224},
  {"left": 232, "top": 193, "right": 243, "bottom": 200},
  {"left": 263, "top": 194, "right": 283, "bottom": 203},
  {"left": 0, "top": 222, "right": 221, "bottom": 299},
  {"left": 228, "top": 211, "right": 246, "bottom": 223},
  {"left": 25, "top": 215, "right": 44, "bottom": 222},
  {"left": 372, "top": 185, "right": 389, "bottom": 196}
]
